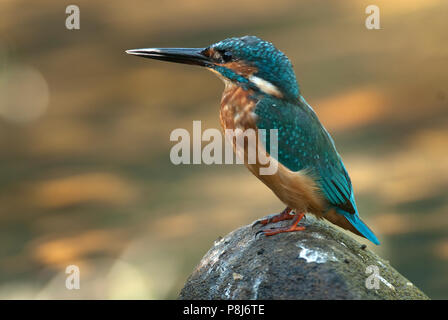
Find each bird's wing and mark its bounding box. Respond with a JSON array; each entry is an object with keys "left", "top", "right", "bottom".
[{"left": 254, "top": 95, "right": 356, "bottom": 214}]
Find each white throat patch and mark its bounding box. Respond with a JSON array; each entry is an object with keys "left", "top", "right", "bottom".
[{"left": 248, "top": 75, "right": 283, "bottom": 98}]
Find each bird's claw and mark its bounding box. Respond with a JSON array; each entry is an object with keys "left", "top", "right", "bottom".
[
  {"left": 252, "top": 217, "right": 271, "bottom": 229},
  {"left": 252, "top": 220, "right": 262, "bottom": 229},
  {"left": 255, "top": 228, "right": 269, "bottom": 239}
]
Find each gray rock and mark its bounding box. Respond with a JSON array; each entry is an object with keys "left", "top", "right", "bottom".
[{"left": 179, "top": 214, "right": 429, "bottom": 300}]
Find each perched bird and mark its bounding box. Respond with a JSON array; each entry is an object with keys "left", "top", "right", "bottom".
[{"left": 126, "top": 36, "right": 380, "bottom": 245}]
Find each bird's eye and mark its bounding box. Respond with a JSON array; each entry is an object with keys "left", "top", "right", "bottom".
[
  {"left": 212, "top": 50, "right": 233, "bottom": 63},
  {"left": 221, "top": 51, "right": 233, "bottom": 63}
]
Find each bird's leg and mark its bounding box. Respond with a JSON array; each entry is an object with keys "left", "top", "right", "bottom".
[
  {"left": 253, "top": 207, "right": 294, "bottom": 227},
  {"left": 259, "top": 212, "right": 306, "bottom": 236}
]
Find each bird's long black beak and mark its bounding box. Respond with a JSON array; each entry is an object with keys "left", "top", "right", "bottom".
[{"left": 125, "top": 47, "right": 212, "bottom": 67}]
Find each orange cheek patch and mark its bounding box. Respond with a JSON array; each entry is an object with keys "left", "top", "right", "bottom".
[{"left": 221, "top": 62, "right": 258, "bottom": 78}]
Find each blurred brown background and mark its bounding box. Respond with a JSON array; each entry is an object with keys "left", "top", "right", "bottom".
[{"left": 0, "top": 0, "right": 447, "bottom": 299}]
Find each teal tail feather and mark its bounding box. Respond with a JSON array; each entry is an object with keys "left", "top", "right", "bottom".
[{"left": 339, "top": 210, "right": 380, "bottom": 245}]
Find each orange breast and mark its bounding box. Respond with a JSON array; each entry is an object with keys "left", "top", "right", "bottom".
[{"left": 219, "top": 85, "right": 257, "bottom": 131}]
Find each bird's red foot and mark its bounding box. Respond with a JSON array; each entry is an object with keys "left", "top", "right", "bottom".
[
  {"left": 257, "top": 212, "right": 306, "bottom": 237},
  {"left": 263, "top": 225, "right": 305, "bottom": 236},
  {"left": 254, "top": 207, "right": 294, "bottom": 227}
]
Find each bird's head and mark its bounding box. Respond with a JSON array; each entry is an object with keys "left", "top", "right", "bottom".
[{"left": 126, "top": 36, "right": 300, "bottom": 101}]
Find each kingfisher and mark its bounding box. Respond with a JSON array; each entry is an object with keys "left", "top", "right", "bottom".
[{"left": 126, "top": 36, "right": 380, "bottom": 245}]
